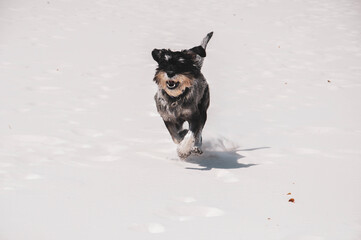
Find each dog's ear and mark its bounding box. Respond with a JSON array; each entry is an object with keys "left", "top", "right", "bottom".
[
  {"left": 188, "top": 46, "right": 206, "bottom": 58},
  {"left": 152, "top": 49, "right": 162, "bottom": 63}
]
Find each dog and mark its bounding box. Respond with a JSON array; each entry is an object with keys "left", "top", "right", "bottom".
[{"left": 152, "top": 32, "right": 213, "bottom": 158}]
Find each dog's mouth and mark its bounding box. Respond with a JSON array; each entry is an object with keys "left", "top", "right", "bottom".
[{"left": 166, "top": 80, "right": 180, "bottom": 90}]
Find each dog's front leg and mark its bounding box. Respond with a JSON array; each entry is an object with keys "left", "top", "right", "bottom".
[{"left": 163, "top": 120, "right": 188, "bottom": 144}]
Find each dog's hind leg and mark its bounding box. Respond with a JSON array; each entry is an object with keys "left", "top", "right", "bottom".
[
  {"left": 188, "top": 110, "right": 207, "bottom": 155},
  {"left": 189, "top": 86, "right": 210, "bottom": 154}
]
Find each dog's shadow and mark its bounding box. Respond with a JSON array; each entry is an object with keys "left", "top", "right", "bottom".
[{"left": 185, "top": 138, "right": 269, "bottom": 171}]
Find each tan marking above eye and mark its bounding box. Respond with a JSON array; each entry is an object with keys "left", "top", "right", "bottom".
[{"left": 164, "top": 55, "right": 171, "bottom": 61}]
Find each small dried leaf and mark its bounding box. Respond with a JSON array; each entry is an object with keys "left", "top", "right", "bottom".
[
  {"left": 289, "top": 198, "right": 295, "bottom": 203},
  {"left": 287, "top": 192, "right": 291, "bottom": 195}
]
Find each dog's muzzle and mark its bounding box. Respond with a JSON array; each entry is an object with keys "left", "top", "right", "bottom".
[{"left": 166, "top": 80, "right": 179, "bottom": 90}]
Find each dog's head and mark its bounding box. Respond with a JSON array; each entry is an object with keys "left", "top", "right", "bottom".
[{"left": 152, "top": 32, "right": 213, "bottom": 98}]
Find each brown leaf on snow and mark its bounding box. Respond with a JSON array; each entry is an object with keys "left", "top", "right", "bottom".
[
  {"left": 289, "top": 198, "right": 295, "bottom": 203},
  {"left": 287, "top": 192, "right": 291, "bottom": 195}
]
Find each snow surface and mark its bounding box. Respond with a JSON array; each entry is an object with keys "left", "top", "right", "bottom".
[{"left": 1, "top": 0, "right": 361, "bottom": 239}]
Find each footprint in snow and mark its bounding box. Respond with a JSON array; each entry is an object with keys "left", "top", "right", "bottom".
[
  {"left": 177, "top": 196, "right": 197, "bottom": 203},
  {"left": 25, "top": 174, "right": 43, "bottom": 180},
  {"left": 215, "top": 169, "right": 239, "bottom": 183},
  {"left": 9, "top": 135, "right": 66, "bottom": 145},
  {"left": 129, "top": 222, "right": 165, "bottom": 234},
  {"left": 71, "top": 129, "right": 103, "bottom": 138},
  {"left": 91, "top": 155, "right": 120, "bottom": 162},
  {"left": 158, "top": 205, "right": 224, "bottom": 222}
]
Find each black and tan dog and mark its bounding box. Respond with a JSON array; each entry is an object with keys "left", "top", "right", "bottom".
[{"left": 152, "top": 32, "right": 213, "bottom": 158}]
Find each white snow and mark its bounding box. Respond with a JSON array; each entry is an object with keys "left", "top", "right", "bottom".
[{"left": 1, "top": 0, "right": 361, "bottom": 239}]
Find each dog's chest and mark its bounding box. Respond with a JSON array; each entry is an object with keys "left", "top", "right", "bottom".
[{"left": 157, "top": 96, "right": 195, "bottom": 121}]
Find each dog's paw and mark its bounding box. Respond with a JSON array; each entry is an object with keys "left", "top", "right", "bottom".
[
  {"left": 191, "top": 147, "right": 203, "bottom": 155},
  {"left": 177, "top": 150, "right": 192, "bottom": 160},
  {"left": 177, "top": 132, "right": 195, "bottom": 159}
]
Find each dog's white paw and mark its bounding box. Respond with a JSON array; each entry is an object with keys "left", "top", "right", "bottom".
[
  {"left": 177, "top": 132, "right": 195, "bottom": 159},
  {"left": 191, "top": 146, "right": 203, "bottom": 155}
]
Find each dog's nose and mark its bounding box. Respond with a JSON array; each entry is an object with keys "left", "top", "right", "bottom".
[{"left": 167, "top": 71, "right": 176, "bottom": 78}]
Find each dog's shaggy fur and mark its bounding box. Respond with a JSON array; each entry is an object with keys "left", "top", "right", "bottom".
[{"left": 152, "top": 32, "right": 213, "bottom": 158}]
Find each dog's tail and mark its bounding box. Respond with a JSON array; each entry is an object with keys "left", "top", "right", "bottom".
[{"left": 201, "top": 32, "right": 213, "bottom": 50}]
